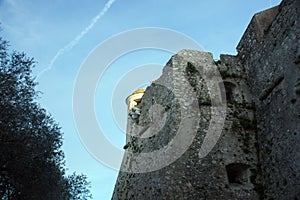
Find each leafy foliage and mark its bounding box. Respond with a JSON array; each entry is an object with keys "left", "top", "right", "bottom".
[
  {"left": 0, "top": 37, "right": 92, "bottom": 199},
  {"left": 66, "top": 173, "right": 92, "bottom": 200}
]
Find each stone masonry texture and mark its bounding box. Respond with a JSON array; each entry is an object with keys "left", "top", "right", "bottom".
[{"left": 112, "top": 0, "right": 300, "bottom": 199}]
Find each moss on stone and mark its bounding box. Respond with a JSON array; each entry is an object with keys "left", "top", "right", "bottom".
[{"left": 214, "top": 60, "right": 221, "bottom": 66}]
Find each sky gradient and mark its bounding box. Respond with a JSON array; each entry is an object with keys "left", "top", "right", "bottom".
[{"left": 0, "top": 0, "right": 281, "bottom": 199}]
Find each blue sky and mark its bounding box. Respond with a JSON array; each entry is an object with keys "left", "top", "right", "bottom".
[{"left": 0, "top": 0, "right": 281, "bottom": 199}]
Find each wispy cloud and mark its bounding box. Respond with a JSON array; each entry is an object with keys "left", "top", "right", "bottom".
[{"left": 37, "top": 0, "right": 116, "bottom": 79}]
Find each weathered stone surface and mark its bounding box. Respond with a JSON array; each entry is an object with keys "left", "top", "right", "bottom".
[
  {"left": 112, "top": 51, "right": 258, "bottom": 199},
  {"left": 237, "top": 0, "right": 300, "bottom": 199},
  {"left": 112, "top": 0, "right": 300, "bottom": 199}
]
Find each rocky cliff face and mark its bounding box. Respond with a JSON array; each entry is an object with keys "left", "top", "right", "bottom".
[{"left": 112, "top": 0, "right": 300, "bottom": 199}]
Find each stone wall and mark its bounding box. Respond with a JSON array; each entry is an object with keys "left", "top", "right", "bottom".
[
  {"left": 112, "top": 50, "right": 259, "bottom": 199},
  {"left": 237, "top": 0, "right": 300, "bottom": 198},
  {"left": 112, "top": 0, "right": 300, "bottom": 199}
]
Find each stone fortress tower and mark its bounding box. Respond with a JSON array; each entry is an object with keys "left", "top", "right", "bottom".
[{"left": 112, "top": 0, "right": 300, "bottom": 199}]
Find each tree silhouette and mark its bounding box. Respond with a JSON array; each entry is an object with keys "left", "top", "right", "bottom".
[{"left": 0, "top": 37, "right": 92, "bottom": 199}]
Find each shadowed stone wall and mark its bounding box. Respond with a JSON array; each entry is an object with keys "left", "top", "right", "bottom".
[
  {"left": 237, "top": 0, "right": 300, "bottom": 198},
  {"left": 112, "top": 0, "right": 300, "bottom": 199},
  {"left": 112, "top": 51, "right": 258, "bottom": 199}
]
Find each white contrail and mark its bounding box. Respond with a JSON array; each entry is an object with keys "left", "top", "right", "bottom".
[{"left": 37, "top": 0, "right": 116, "bottom": 78}]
